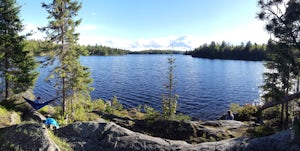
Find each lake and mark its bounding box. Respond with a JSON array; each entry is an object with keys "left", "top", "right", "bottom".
[{"left": 34, "top": 54, "right": 265, "bottom": 120}]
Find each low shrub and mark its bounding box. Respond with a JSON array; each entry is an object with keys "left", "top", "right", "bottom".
[
  {"left": 246, "top": 125, "right": 275, "bottom": 137},
  {"left": 143, "top": 105, "right": 160, "bottom": 119},
  {"left": 111, "top": 96, "right": 123, "bottom": 111},
  {"left": 262, "top": 106, "right": 281, "bottom": 127},
  {"left": 91, "top": 99, "right": 106, "bottom": 111},
  {"left": 0, "top": 105, "right": 21, "bottom": 127},
  {"left": 230, "top": 103, "right": 258, "bottom": 121},
  {"left": 48, "top": 130, "right": 72, "bottom": 151}
]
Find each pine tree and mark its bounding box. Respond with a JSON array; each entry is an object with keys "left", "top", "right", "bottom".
[
  {"left": 258, "top": 0, "right": 300, "bottom": 130},
  {"left": 0, "top": 0, "right": 38, "bottom": 100},
  {"left": 261, "top": 40, "right": 295, "bottom": 129},
  {"left": 162, "top": 55, "right": 178, "bottom": 118},
  {"left": 40, "top": 0, "right": 92, "bottom": 118},
  {"left": 258, "top": 0, "right": 300, "bottom": 48}
]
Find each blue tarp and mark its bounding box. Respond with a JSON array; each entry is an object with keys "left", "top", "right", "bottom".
[{"left": 44, "top": 118, "right": 60, "bottom": 129}]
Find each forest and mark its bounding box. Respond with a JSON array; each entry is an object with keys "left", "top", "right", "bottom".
[
  {"left": 25, "top": 39, "right": 184, "bottom": 56},
  {"left": 24, "top": 40, "right": 130, "bottom": 56},
  {"left": 184, "top": 41, "right": 268, "bottom": 61}
]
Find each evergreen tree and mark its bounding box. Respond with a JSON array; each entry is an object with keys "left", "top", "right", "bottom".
[
  {"left": 258, "top": 0, "right": 300, "bottom": 48},
  {"left": 40, "top": 0, "right": 92, "bottom": 117},
  {"left": 258, "top": 0, "right": 300, "bottom": 130},
  {"left": 162, "top": 55, "right": 178, "bottom": 118},
  {"left": 0, "top": 0, "right": 38, "bottom": 100},
  {"left": 261, "top": 40, "right": 295, "bottom": 129}
]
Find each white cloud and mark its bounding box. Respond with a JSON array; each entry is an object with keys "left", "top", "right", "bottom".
[
  {"left": 22, "top": 23, "right": 45, "bottom": 40},
  {"left": 78, "top": 34, "right": 201, "bottom": 51},
  {"left": 78, "top": 24, "right": 270, "bottom": 51},
  {"left": 78, "top": 25, "right": 97, "bottom": 31},
  {"left": 23, "top": 20, "right": 270, "bottom": 51}
]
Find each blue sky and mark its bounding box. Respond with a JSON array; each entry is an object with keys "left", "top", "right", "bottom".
[{"left": 17, "top": 0, "right": 269, "bottom": 51}]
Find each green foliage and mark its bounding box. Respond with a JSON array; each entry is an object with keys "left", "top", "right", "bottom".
[
  {"left": 104, "top": 96, "right": 124, "bottom": 115},
  {"left": 259, "top": 0, "right": 300, "bottom": 130},
  {"left": 185, "top": 41, "right": 268, "bottom": 61},
  {"left": 258, "top": 0, "right": 300, "bottom": 48},
  {"left": 236, "top": 105, "right": 257, "bottom": 121},
  {"left": 229, "top": 103, "right": 240, "bottom": 113},
  {"left": 111, "top": 96, "right": 123, "bottom": 111},
  {"left": 86, "top": 45, "right": 129, "bottom": 56},
  {"left": 24, "top": 40, "right": 131, "bottom": 56},
  {"left": 48, "top": 130, "right": 72, "bottom": 151},
  {"left": 262, "top": 106, "right": 281, "bottom": 121},
  {"left": 0, "top": 0, "right": 38, "bottom": 100},
  {"left": 162, "top": 56, "right": 178, "bottom": 118},
  {"left": 0, "top": 105, "right": 21, "bottom": 126},
  {"left": 91, "top": 99, "right": 106, "bottom": 111},
  {"left": 0, "top": 105, "right": 8, "bottom": 114},
  {"left": 0, "top": 99, "right": 16, "bottom": 110},
  {"left": 230, "top": 103, "right": 257, "bottom": 121},
  {"left": 171, "top": 113, "right": 191, "bottom": 121},
  {"left": 24, "top": 40, "right": 52, "bottom": 56},
  {"left": 260, "top": 41, "right": 296, "bottom": 130},
  {"left": 103, "top": 96, "right": 136, "bottom": 118},
  {"left": 144, "top": 105, "right": 160, "bottom": 119},
  {"left": 293, "top": 116, "right": 300, "bottom": 137},
  {"left": 246, "top": 125, "right": 275, "bottom": 137},
  {"left": 162, "top": 95, "right": 178, "bottom": 118},
  {"left": 40, "top": 0, "right": 93, "bottom": 118},
  {"left": 143, "top": 104, "right": 190, "bottom": 121},
  {"left": 51, "top": 100, "right": 100, "bottom": 125}
]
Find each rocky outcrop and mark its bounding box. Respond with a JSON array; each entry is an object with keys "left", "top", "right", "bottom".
[
  {"left": 0, "top": 121, "right": 299, "bottom": 151},
  {"left": 57, "top": 121, "right": 299, "bottom": 151},
  {"left": 93, "top": 110, "right": 248, "bottom": 143},
  {"left": 57, "top": 121, "right": 190, "bottom": 150},
  {"left": 0, "top": 123, "right": 60, "bottom": 151},
  {"left": 0, "top": 112, "right": 21, "bottom": 128},
  {"left": 21, "top": 110, "right": 46, "bottom": 122}
]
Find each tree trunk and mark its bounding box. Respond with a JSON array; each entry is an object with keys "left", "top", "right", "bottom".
[
  {"left": 285, "top": 95, "right": 289, "bottom": 129},
  {"left": 297, "top": 76, "right": 299, "bottom": 92},
  {"left": 4, "top": 76, "right": 9, "bottom": 100},
  {"left": 259, "top": 91, "right": 300, "bottom": 111},
  {"left": 4, "top": 58, "right": 9, "bottom": 100},
  {"left": 284, "top": 71, "right": 290, "bottom": 129},
  {"left": 62, "top": 77, "right": 66, "bottom": 117},
  {"left": 281, "top": 102, "right": 284, "bottom": 130}
]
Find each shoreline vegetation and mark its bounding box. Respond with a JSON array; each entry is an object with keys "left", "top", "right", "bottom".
[
  {"left": 184, "top": 41, "right": 268, "bottom": 61},
  {"left": 25, "top": 39, "right": 267, "bottom": 61}
]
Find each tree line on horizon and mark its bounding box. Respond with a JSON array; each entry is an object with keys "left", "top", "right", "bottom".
[
  {"left": 184, "top": 41, "right": 268, "bottom": 61},
  {"left": 25, "top": 39, "right": 268, "bottom": 60},
  {"left": 24, "top": 40, "right": 130, "bottom": 56},
  {"left": 24, "top": 39, "right": 184, "bottom": 56}
]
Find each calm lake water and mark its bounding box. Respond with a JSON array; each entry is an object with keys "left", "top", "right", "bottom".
[{"left": 34, "top": 54, "right": 265, "bottom": 120}]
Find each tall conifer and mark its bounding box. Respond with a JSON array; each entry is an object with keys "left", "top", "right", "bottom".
[
  {"left": 40, "top": 0, "right": 92, "bottom": 117},
  {"left": 258, "top": 0, "right": 300, "bottom": 129},
  {"left": 0, "top": 0, "right": 38, "bottom": 100}
]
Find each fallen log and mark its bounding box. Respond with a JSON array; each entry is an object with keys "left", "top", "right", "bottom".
[{"left": 258, "top": 91, "right": 300, "bottom": 111}]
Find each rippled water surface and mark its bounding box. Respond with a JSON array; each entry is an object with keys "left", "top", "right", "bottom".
[{"left": 34, "top": 54, "right": 265, "bottom": 120}]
